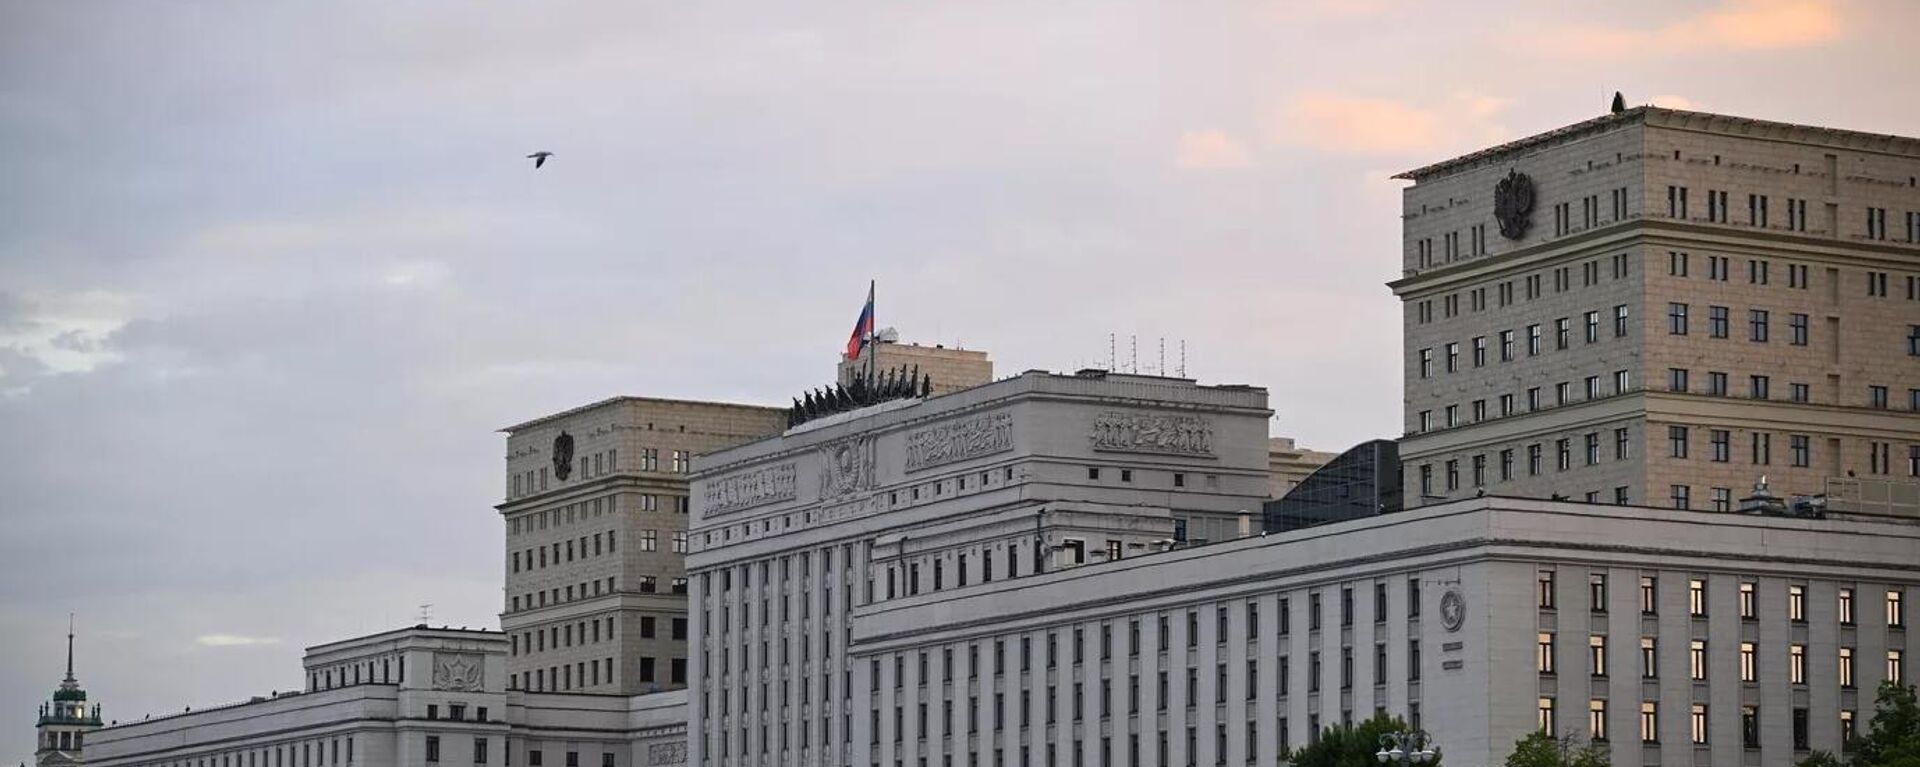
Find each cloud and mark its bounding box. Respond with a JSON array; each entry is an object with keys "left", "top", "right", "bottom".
[
  {"left": 1175, "top": 130, "right": 1252, "bottom": 170},
  {"left": 1270, "top": 92, "right": 1508, "bottom": 156},
  {"left": 1530, "top": 0, "right": 1843, "bottom": 58},
  {"left": 195, "top": 634, "right": 282, "bottom": 648}
]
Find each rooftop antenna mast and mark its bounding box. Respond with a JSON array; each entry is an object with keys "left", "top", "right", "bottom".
[
  {"left": 1158, "top": 338, "right": 1165, "bottom": 377},
  {"left": 1179, "top": 340, "right": 1187, "bottom": 378},
  {"left": 1129, "top": 335, "right": 1138, "bottom": 374},
  {"left": 417, "top": 603, "right": 433, "bottom": 625},
  {"left": 1108, "top": 333, "right": 1116, "bottom": 371}
]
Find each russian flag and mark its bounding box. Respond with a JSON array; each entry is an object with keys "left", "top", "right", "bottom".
[{"left": 845, "top": 281, "right": 875, "bottom": 359}]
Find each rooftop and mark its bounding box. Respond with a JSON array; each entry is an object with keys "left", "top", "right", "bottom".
[
  {"left": 499, "top": 394, "right": 783, "bottom": 433},
  {"left": 1394, "top": 105, "right": 1920, "bottom": 182}
]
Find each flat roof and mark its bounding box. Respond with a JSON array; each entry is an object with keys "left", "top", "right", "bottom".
[
  {"left": 499, "top": 395, "right": 784, "bottom": 433},
  {"left": 1394, "top": 105, "right": 1920, "bottom": 182}
]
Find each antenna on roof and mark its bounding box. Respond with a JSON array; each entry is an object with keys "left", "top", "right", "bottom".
[
  {"left": 1179, "top": 340, "right": 1187, "bottom": 378},
  {"left": 1129, "top": 336, "right": 1138, "bottom": 374},
  {"left": 417, "top": 604, "right": 433, "bottom": 624},
  {"left": 1158, "top": 338, "right": 1165, "bottom": 376},
  {"left": 1108, "top": 333, "right": 1116, "bottom": 371}
]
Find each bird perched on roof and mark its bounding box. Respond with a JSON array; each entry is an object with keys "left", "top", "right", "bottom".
[{"left": 526, "top": 151, "right": 554, "bottom": 169}]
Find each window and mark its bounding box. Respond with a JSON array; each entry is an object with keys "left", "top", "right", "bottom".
[
  {"left": 1668, "top": 303, "right": 1689, "bottom": 335},
  {"left": 1641, "top": 702, "right": 1659, "bottom": 743},
  {"left": 1584, "top": 432, "right": 1600, "bottom": 465},
  {"left": 1740, "top": 642, "right": 1757, "bottom": 682},
  {"left": 1445, "top": 343, "right": 1458, "bottom": 373},
  {"left": 1789, "top": 585, "right": 1806, "bottom": 622},
  {"left": 1556, "top": 439, "right": 1571, "bottom": 471},
  {"left": 1791, "top": 435, "right": 1811, "bottom": 467},
  {"left": 1791, "top": 382, "right": 1810, "bottom": 403},
  {"left": 1791, "top": 313, "right": 1808, "bottom": 345},
  {"left": 1690, "top": 640, "right": 1708, "bottom": 680},
  {"left": 1790, "top": 644, "right": 1806, "bottom": 685},
  {"left": 1537, "top": 633, "right": 1557, "bottom": 673},
  {"left": 1709, "top": 372, "right": 1728, "bottom": 396},
  {"left": 1891, "top": 650, "right": 1905, "bottom": 685},
  {"left": 1739, "top": 582, "right": 1756, "bottom": 619},
  {"left": 1473, "top": 336, "right": 1487, "bottom": 367},
  {"left": 1528, "top": 324, "right": 1542, "bottom": 355},
  {"left": 1538, "top": 698, "right": 1556, "bottom": 734},
  {"left": 1794, "top": 708, "right": 1811, "bottom": 750},
  {"left": 425, "top": 738, "right": 439, "bottom": 764},
  {"left": 1843, "top": 710, "right": 1857, "bottom": 742},
  {"left": 1671, "top": 484, "right": 1691, "bottom": 509},
  {"left": 1840, "top": 647, "right": 1855, "bottom": 688},
  {"left": 1641, "top": 638, "right": 1658, "bottom": 679},
  {"left": 1528, "top": 443, "right": 1542, "bottom": 475},
  {"left": 1713, "top": 487, "right": 1732, "bottom": 512},
  {"left": 1691, "top": 704, "right": 1709, "bottom": 745},
  {"left": 1890, "top": 589, "right": 1906, "bottom": 628},
  {"left": 1584, "top": 311, "right": 1599, "bottom": 343},
  {"left": 1589, "top": 699, "right": 1609, "bottom": 741},
  {"left": 1711, "top": 430, "right": 1730, "bottom": 462},
  {"left": 1748, "top": 309, "right": 1771, "bottom": 341},
  {"left": 1668, "top": 425, "right": 1689, "bottom": 458},
  {"left": 1418, "top": 349, "right": 1432, "bottom": 378},
  {"left": 1588, "top": 573, "right": 1607, "bottom": 612},
  {"left": 1751, "top": 375, "right": 1771, "bottom": 400},
  {"left": 1839, "top": 588, "right": 1855, "bottom": 624},
  {"left": 1871, "top": 386, "right": 1890, "bottom": 409},
  {"left": 1710, "top": 305, "right": 1729, "bottom": 338},
  {"left": 1556, "top": 318, "right": 1569, "bottom": 349},
  {"left": 1500, "top": 330, "right": 1514, "bottom": 361},
  {"left": 1589, "top": 635, "right": 1607, "bottom": 677}
]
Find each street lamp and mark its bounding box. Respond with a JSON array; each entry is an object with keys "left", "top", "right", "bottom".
[{"left": 1376, "top": 731, "right": 1436, "bottom": 765}]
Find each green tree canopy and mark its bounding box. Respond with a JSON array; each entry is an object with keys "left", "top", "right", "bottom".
[
  {"left": 1284, "top": 713, "right": 1440, "bottom": 767},
  {"left": 1794, "top": 682, "right": 1920, "bottom": 767},
  {"left": 1503, "top": 731, "right": 1608, "bottom": 767}
]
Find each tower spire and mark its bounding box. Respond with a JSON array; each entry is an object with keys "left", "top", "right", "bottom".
[{"left": 65, "top": 614, "right": 75, "bottom": 683}]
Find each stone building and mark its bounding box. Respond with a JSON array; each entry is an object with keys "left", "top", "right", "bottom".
[
  {"left": 83, "top": 627, "right": 691, "bottom": 767},
  {"left": 837, "top": 334, "right": 993, "bottom": 397},
  {"left": 687, "top": 368, "right": 1919, "bottom": 767},
  {"left": 498, "top": 397, "right": 786, "bottom": 695},
  {"left": 1392, "top": 105, "right": 1920, "bottom": 513},
  {"left": 1265, "top": 437, "right": 1338, "bottom": 500}
]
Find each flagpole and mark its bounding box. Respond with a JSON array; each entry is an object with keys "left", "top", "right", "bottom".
[{"left": 866, "top": 279, "right": 876, "bottom": 388}]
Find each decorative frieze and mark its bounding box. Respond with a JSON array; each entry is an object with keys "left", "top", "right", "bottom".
[
  {"left": 646, "top": 742, "right": 687, "bottom": 764},
  {"left": 703, "top": 463, "right": 797, "bottom": 515},
  {"left": 904, "top": 412, "right": 1013, "bottom": 473},
  {"left": 819, "top": 435, "right": 877, "bottom": 501},
  {"left": 1089, "top": 411, "right": 1215, "bottom": 457},
  {"left": 430, "top": 652, "right": 484, "bottom": 691}
]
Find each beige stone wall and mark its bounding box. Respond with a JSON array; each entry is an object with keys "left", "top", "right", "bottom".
[
  {"left": 499, "top": 398, "right": 784, "bottom": 695},
  {"left": 1394, "top": 108, "right": 1920, "bottom": 510},
  {"left": 838, "top": 341, "right": 992, "bottom": 396},
  {"left": 1265, "top": 436, "right": 1336, "bottom": 499}
]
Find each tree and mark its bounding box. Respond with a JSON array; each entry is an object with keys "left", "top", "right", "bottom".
[
  {"left": 1503, "top": 731, "right": 1608, "bottom": 767},
  {"left": 1853, "top": 681, "right": 1920, "bottom": 767},
  {"left": 1794, "top": 682, "right": 1920, "bottom": 767},
  {"left": 1284, "top": 713, "right": 1441, "bottom": 767}
]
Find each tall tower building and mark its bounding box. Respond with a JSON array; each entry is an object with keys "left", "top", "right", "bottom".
[
  {"left": 34, "top": 621, "right": 101, "bottom": 767},
  {"left": 1392, "top": 105, "right": 1920, "bottom": 513},
  {"left": 498, "top": 397, "right": 785, "bottom": 695}
]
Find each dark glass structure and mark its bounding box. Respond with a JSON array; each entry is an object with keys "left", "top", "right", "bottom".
[{"left": 1262, "top": 440, "right": 1402, "bottom": 532}]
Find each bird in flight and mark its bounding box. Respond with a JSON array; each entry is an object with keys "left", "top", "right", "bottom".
[{"left": 526, "top": 151, "right": 554, "bottom": 169}]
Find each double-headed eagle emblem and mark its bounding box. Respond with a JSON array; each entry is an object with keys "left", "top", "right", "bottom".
[{"left": 1494, "top": 168, "right": 1535, "bottom": 240}]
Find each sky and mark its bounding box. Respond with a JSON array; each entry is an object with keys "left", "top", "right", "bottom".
[{"left": 3, "top": 0, "right": 1918, "bottom": 761}]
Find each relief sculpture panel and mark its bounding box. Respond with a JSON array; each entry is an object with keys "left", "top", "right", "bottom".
[
  {"left": 703, "top": 463, "right": 798, "bottom": 515},
  {"left": 1089, "top": 411, "right": 1215, "bottom": 457},
  {"left": 904, "top": 411, "right": 1013, "bottom": 473}
]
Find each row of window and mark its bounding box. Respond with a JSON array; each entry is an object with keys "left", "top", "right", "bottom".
[
  {"left": 127, "top": 737, "right": 354, "bottom": 767},
  {"left": 1539, "top": 571, "right": 1909, "bottom": 626},
  {"left": 511, "top": 656, "right": 686, "bottom": 692},
  {"left": 1415, "top": 370, "right": 1633, "bottom": 434},
  {"left": 1663, "top": 182, "right": 1920, "bottom": 244},
  {"left": 509, "top": 614, "right": 689, "bottom": 657},
  {"left": 508, "top": 448, "right": 691, "bottom": 499},
  {"left": 1541, "top": 697, "right": 1852, "bottom": 751},
  {"left": 1411, "top": 255, "right": 1631, "bottom": 324},
  {"left": 509, "top": 493, "right": 686, "bottom": 537},
  {"left": 310, "top": 655, "right": 401, "bottom": 691},
  {"left": 1417, "top": 427, "right": 1634, "bottom": 496},
  {"left": 510, "top": 573, "right": 689, "bottom": 613},
  {"left": 1417, "top": 305, "right": 1631, "bottom": 378},
  {"left": 1538, "top": 631, "right": 1905, "bottom": 689}
]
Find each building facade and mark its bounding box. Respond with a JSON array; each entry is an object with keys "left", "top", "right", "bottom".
[
  {"left": 686, "top": 370, "right": 1274, "bottom": 767},
  {"left": 83, "top": 627, "right": 691, "bottom": 767},
  {"left": 1265, "top": 438, "right": 1339, "bottom": 501},
  {"left": 838, "top": 337, "right": 993, "bottom": 398},
  {"left": 1392, "top": 106, "right": 1920, "bottom": 513},
  {"left": 499, "top": 397, "right": 786, "bottom": 695}
]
